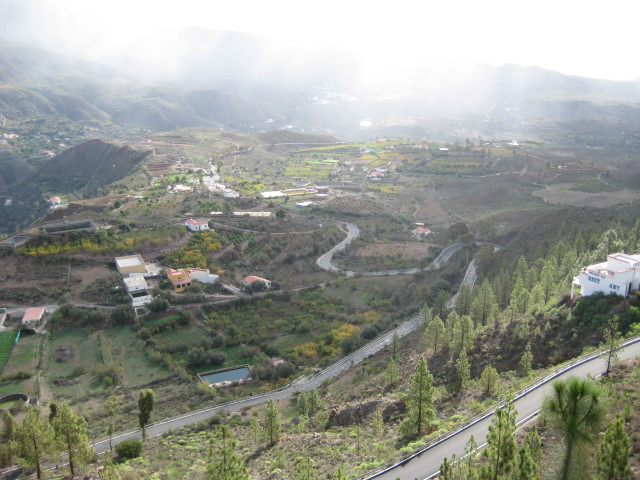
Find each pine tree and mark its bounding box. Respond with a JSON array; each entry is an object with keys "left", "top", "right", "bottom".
[
  {"left": 264, "top": 399, "right": 282, "bottom": 446},
  {"left": 205, "top": 425, "right": 249, "bottom": 480},
  {"left": 471, "top": 279, "right": 497, "bottom": 328},
  {"left": 543, "top": 377, "right": 606, "bottom": 480},
  {"left": 479, "top": 365, "right": 499, "bottom": 396},
  {"left": 596, "top": 415, "right": 631, "bottom": 480},
  {"left": 456, "top": 284, "right": 473, "bottom": 317},
  {"left": 439, "top": 456, "right": 454, "bottom": 480},
  {"left": 455, "top": 348, "right": 471, "bottom": 392},
  {"left": 433, "top": 290, "right": 450, "bottom": 320},
  {"left": 445, "top": 310, "right": 459, "bottom": 345},
  {"left": 423, "top": 315, "right": 446, "bottom": 355},
  {"left": 603, "top": 315, "right": 621, "bottom": 376},
  {"left": 518, "top": 343, "right": 533, "bottom": 377},
  {"left": 105, "top": 395, "right": 119, "bottom": 452},
  {"left": 392, "top": 331, "right": 399, "bottom": 360},
  {"left": 295, "top": 455, "right": 316, "bottom": 480},
  {"left": 530, "top": 283, "right": 545, "bottom": 307},
  {"left": 524, "top": 426, "right": 541, "bottom": 465},
  {"left": 330, "top": 466, "right": 347, "bottom": 480},
  {"left": 138, "top": 389, "right": 155, "bottom": 441},
  {"left": 297, "top": 392, "right": 309, "bottom": 417},
  {"left": 513, "top": 447, "right": 538, "bottom": 480},
  {"left": 401, "top": 357, "right": 435, "bottom": 435},
  {"left": 51, "top": 402, "right": 93, "bottom": 475},
  {"left": 463, "top": 435, "right": 479, "bottom": 478},
  {"left": 308, "top": 388, "right": 320, "bottom": 415},
  {"left": 373, "top": 407, "right": 384, "bottom": 437},
  {"left": 386, "top": 357, "right": 399, "bottom": 388},
  {"left": 453, "top": 315, "right": 474, "bottom": 356},
  {"left": 539, "top": 260, "right": 557, "bottom": 303},
  {"left": 15, "top": 408, "right": 57, "bottom": 479},
  {"left": 479, "top": 397, "right": 517, "bottom": 480},
  {"left": 420, "top": 303, "right": 432, "bottom": 329}
]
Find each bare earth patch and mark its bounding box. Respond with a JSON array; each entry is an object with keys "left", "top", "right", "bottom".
[{"left": 54, "top": 346, "right": 72, "bottom": 363}]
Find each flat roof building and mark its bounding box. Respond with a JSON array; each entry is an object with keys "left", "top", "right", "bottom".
[
  {"left": 115, "top": 254, "right": 147, "bottom": 276},
  {"left": 573, "top": 252, "right": 640, "bottom": 298}
]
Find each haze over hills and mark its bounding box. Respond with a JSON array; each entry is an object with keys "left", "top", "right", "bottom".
[{"left": 2, "top": 31, "right": 640, "bottom": 142}]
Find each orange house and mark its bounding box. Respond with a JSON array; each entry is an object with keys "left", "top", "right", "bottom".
[{"left": 167, "top": 268, "right": 192, "bottom": 292}]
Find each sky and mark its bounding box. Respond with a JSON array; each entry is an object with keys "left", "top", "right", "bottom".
[{"left": 1, "top": 0, "right": 638, "bottom": 84}]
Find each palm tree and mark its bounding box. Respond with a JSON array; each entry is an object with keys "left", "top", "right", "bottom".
[{"left": 543, "top": 377, "right": 606, "bottom": 480}]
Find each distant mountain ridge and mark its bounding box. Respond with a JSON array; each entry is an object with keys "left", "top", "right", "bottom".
[{"left": 2, "top": 32, "right": 640, "bottom": 140}]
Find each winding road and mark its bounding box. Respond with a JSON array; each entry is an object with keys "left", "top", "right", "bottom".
[{"left": 315, "top": 222, "right": 465, "bottom": 277}]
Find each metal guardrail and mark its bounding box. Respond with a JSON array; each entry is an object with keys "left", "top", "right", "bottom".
[
  {"left": 92, "top": 312, "right": 425, "bottom": 451},
  {"left": 357, "top": 333, "right": 640, "bottom": 480}
]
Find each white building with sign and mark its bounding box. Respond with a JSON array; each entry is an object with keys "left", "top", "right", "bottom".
[{"left": 572, "top": 253, "right": 640, "bottom": 298}]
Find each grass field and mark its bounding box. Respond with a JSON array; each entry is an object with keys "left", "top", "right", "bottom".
[
  {"left": 0, "top": 330, "right": 19, "bottom": 371},
  {"left": 44, "top": 326, "right": 169, "bottom": 401},
  {"left": 0, "top": 331, "right": 38, "bottom": 397}
]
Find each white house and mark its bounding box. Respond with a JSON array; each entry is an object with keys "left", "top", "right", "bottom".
[
  {"left": 128, "top": 290, "right": 153, "bottom": 308},
  {"left": 185, "top": 219, "right": 210, "bottom": 232},
  {"left": 123, "top": 276, "right": 148, "bottom": 293},
  {"left": 189, "top": 268, "right": 219, "bottom": 284},
  {"left": 572, "top": 253, "right": 640, "bottom": 298}
]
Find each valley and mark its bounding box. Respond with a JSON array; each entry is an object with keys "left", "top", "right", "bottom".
[{"left": 1, "top": 23, "right": 640, "bottom": 480}]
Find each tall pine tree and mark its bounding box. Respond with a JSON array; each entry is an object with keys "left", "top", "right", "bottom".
[
  {"left": 596, "top": 415, "right": 631, "bottom": 480},
  {"left": 401, "top": 357, "right": 435, "bottom": 435},
  {"left": 205, "top": 425, "right": 249, "bottom": 480}
]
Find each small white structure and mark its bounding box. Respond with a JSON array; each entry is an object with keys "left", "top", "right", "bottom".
[
  {"left": 185, "top": 219, "right": 210, "bottom": 232},
  {"left": 261, "top": 190, "right": 285, "bottom": 199},
  {"left": 189, "top": 268, "right": 219, "bottom": 284},
  {"left": 123, "top": 276, "right": 148, "bottom": 293},
  {"left": 129, "top": 290, "right": 153, "bottom": 308},
  {"left": 572, "top": 253, "right": 640, "bottom": 298},
  {"left": 223, "top": 190, "right": 240, "bottom": 198}
]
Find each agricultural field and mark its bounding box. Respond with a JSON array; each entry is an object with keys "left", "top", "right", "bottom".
[
  {"left": 43, "top": 326, "right": 169, "bottom": 402},
  {"left": 0, "top": 331, "right": 40, "bottom": 397},
  {"left": 0, "top": 330, "right": 19, "bottom": 373}
]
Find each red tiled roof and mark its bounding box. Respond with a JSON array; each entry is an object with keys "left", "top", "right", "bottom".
[
  {"left": 185, "top": 219, "right": 208, "bottom": 226},
  {"left": 412, "top": 227, "right": 431, "bottom": 234},
  {"left": 23, "top": 307, "right": 45, "bottom": 322},
  {"left": 243, "top": 275, "right": 270, "bottom": 284}
]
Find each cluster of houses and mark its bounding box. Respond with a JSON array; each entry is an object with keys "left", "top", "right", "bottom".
[{"left": 115, "top": 254, "right": 155, "bottom": 312}]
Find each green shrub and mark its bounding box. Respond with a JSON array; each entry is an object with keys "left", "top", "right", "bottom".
[{"left": 115, "top": 439, "right": 143, "bottom": 459}]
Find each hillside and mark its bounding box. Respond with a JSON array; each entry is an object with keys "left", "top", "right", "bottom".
[{"left": 0, "top": 139, "right": 151, "bottom": 232}]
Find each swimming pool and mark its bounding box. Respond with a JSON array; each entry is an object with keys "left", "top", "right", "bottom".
[{"left": 198, "top": 365, "right": 251, "bottom": 386}]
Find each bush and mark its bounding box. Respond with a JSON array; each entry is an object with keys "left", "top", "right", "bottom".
[
  {"left": 111, "top": 304, "right": 135, "bottom": 326},
  {"left": 149, "top": 297, "right": 169, "bottom": 313},
  {"left": 115, "top": 439, "right": 143, "bottom": 459}
]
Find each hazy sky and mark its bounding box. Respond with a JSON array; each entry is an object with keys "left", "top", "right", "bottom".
[{"left": 2, "top": 0, "right": 638, "bottom": 83}]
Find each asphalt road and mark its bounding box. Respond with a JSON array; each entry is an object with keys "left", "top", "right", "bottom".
[
  {"left": 92, "top": 313, "right": 423, "bottom": 455},
  {"left": 316, "top": 222, "right": 360, "bottom": 274},
  {"left": 368, "top": 337, "right": 640, "bottom": 480}
]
